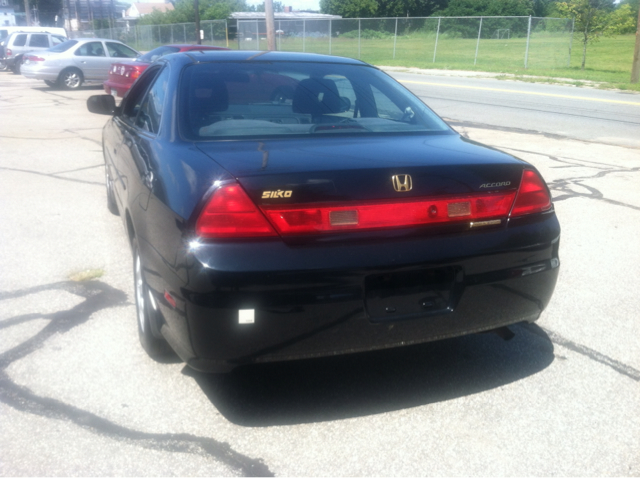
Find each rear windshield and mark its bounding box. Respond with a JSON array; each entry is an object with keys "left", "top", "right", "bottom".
[
  {"left": 179, "top": 61, "right": 450, "bottom": 140},
  {"left": 139, "top": 45, "right": 180, "bottom": 62},
  {"left": 49, "top": 40, "right": 78, "bottom": 53}
]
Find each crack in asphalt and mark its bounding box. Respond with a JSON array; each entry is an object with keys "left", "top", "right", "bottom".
[
  {"left": 463, "top": 141, "right": 640, "bottom": 211},
  {"left": 0, "top": 166, "right": 103, "bottom": 186},
  {"left": 52, "top": 164, "right": 103, "bottom": 175},
  {"left": 63, "top": 128, "right": 102, "bottom": 146},
  {"left": 0, "top": 281, "right": 273, "bottom": 477},
  {"left": 522, "top": 324, "right": 640, "bottom": 382}
]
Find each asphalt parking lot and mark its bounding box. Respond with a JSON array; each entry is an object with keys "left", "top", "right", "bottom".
[{"left": 1, "top": 72, "right": 639, "bottom": 476}]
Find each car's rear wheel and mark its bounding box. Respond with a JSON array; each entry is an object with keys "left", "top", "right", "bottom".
[
  {"left": 104, "top": 162, "right": 119, "bottom": 215},
  {"left": 11, "top": 59, "right": 21, "bottom": 74},
  {"left": 0, "top": 60, "right": 8, "bottom": 71},
  {"left": 133, "top": 240, "right": 173, "bottom": 358},
  {"left": 58, "top": 68, "right": 83, "bottom": 89}
]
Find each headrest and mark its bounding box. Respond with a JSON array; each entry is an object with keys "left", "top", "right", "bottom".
[
  {"left": 188, "top": 75, "right": 229, "bottom": 133},
  {"left": 292, "top": 78, "right": 341, "bottom": 116},
  {"left": 189, "top": 75, "right": 228, "bottom": 112}
]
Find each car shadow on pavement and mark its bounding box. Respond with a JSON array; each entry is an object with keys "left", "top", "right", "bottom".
[{"left": 185, "top": 322, "right": 554, "bottom": 426}]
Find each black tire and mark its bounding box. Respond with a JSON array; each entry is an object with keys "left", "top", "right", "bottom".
[
  {"left": 0, "top": 60, "right": 8, "bottom": 72},
  {"left": 133, "top": 240, "right": 173, "bottom": 358},
  {"left": 44, "top": 79, "right": 57, "bottom": 88},
  {"left": 104, "top": 162, "right": 119, "bottom": 216},
  {"left": 11, "top": 59, "right": 21, "bottom": 74},
  {"left": 58, "top": 68, "right": 83, "bottom": 90}
]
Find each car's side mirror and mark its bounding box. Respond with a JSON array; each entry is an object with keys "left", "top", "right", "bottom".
[{"left": 87, "top": 94, "right": 118, "bottom": 115}]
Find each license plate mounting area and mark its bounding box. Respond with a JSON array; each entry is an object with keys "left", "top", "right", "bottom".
[{"left": 365, "top": 268, "right": 457, "bottom": 322}]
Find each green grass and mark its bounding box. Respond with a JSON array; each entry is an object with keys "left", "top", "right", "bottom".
[
  {"left": 262, "top": 33, "right": 640, "bottom": 92},
  {"left": 127, "top": 29, "right": 639, "bottom": 92}
]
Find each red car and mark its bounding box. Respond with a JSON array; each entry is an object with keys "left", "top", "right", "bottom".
[{"left": 104, "top": 44, "right": 229, "bottom": 97}]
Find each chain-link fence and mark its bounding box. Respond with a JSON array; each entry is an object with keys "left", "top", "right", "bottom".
[
  {"left": 84, "top": 20, "right": 230, "bottom": 51},
  {"left": 87, "top": 15, "right": 574, "bottom": 69}
]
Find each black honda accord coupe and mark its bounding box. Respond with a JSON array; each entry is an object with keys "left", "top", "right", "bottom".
[{"left": 87, "top": 50, "right": 560, "bottom": 373}]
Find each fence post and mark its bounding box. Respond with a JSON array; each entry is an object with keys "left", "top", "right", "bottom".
[
  {"left": 134, "top": 24, "right": 138, "bottom": 50},
  {"left": 329, "top": 19, "right": 332, "bottom": 55},
  {"left": 524, "top": 15, "right": 532, "bottom": 69},
  {"left": 255, "top": 20, "right": 259, "bottom": 50},
  {"left": 303, "top": 19, "right": 306, "bottom": 52},
  {"left": 433, "top": 17, "right": 441, "bottom": 63},
  {"left": 393, "top": 17, "right": 398, "bottom": 59},
  {"left": 567, "top": 17, "right": 574, "bottom": 67},
  {"left": 358, "top": 19, "right": 361, "bottom": 59},
  {"left": 474, "top": 17, "right": 483, "bottom": 66}
]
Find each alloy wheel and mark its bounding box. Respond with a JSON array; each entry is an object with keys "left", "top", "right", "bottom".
[{"left": 62, "top": 70, "right": 82, "bottom": 89}]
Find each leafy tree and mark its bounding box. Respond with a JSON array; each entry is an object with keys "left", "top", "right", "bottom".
[
  {"left": 434, "top": 0, "right": 535, "bottom": 16},
  {"left": 532, "top": 0, "right": 560, "bottom": 17},
  {"left": 321, "top": 0, "right": 447, "bottom": 17},
  {"left": 320, "top": 0, "right": 379, "bottom": 18},
  {"left": 375, "top": 0, "right": 448, "bottom": 17},
  {"left": 251, "top": 1, "right": 285, "bottom": 12},
  {"left": 556, "top": 0, "right": 636, "bottom": 69},
  {"left": 618, "top": 0, "right": 639, "bottom": 31},
  {"left": 139, "top": 0, "right": 249, "bottom": 24}
]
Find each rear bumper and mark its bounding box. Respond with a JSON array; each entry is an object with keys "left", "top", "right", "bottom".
[
  {"left": 148, "top": 212, "right": 561, "bottom": 372},
  {"left": 103, "top": 78, "right": 131, "bottom": 97},
  {"left": 21, "top": 64, "right": 59, "bottom": 81}
]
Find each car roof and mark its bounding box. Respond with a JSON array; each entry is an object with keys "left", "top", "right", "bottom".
[
  {"left": 165, "top": 44, "right": 226, "bottom": 49},
  {"left": 69, "top": 38, "right": 127, "bottom": 43},
  {"left": 179, "top": 50, "right": 368, "bottom": 65}
]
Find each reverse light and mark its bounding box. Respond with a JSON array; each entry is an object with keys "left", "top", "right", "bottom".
[
  {"left": 510, "top": 169, "right": 552, "bottom": 217},
  {"left": 261, "top": 192, "right": 517, "bottom": 235},
  {"left": 196, "top": 183, "right": 277, "bottom": 238}
]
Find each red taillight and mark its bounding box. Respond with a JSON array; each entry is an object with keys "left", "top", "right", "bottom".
[
  {"left": 6, "top": 48, "right": 12, "bottom": 56},
  {"left": 261, "top": 192, "right": 517, "bottom": 235},
  {"left": 131, "top": 67, "right": 142, "bottom": 79},
  {"left": 510, "top": 169, "right": 552, "bottom": 217},
  {"left": 196, "top": 184, "right": 277, "bottom": 238}
]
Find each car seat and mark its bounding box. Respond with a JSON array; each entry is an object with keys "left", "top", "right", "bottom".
[
  {"left": 292, "top": 78, "right": 341, "bottom": 120},
  {"left": 188, "top": 74, "right": 229, "bottom": 133}
]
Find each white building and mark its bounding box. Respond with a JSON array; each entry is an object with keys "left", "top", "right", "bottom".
[
  {"left": 0, "top": 0, "right": 17, "bottom": 27},
  {"left": 123, "top": 2, "right": 174, "bottom": 21}
]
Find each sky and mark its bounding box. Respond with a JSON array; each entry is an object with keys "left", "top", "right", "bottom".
[{"left": 246, "top": 0, "right": 322, "bottom": 12}]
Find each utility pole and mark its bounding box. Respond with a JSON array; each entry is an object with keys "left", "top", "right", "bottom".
[
  {"left": 631, "top": 6, "right": 640, "bottom": 83},
  {"left": 265, "top": 0, "right": 276, "bottom": 51},
  {"left": 194, "top": 0, "right": 201, "bottom": 44},
  {"left": 23, "top": 0, "right": 31, "bottom": 25}
]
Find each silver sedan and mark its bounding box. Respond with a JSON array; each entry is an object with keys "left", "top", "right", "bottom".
[{"left": 21, "top": 38, "right": 139, "bottom": 90}]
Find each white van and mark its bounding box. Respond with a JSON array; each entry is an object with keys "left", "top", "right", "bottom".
[{"left": 0, "top": 26, "right": 67, "bottom": 44}]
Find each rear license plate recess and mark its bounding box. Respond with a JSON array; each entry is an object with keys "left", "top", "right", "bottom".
[{"left": 365, "top": 268, "right": 456, "bottom": 322}]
